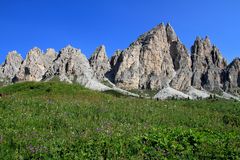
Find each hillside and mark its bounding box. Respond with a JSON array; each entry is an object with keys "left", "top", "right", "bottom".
[{"left": 0, "top": 82, "right": 240, "bottom": 159}]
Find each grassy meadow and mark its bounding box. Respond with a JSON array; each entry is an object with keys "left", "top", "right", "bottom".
[{"left": 0, "top": 82, "right": 239, "bottom": 159}]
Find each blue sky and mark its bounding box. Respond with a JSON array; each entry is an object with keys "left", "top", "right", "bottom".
[{"left": 0, "top": 0, "right": 239, "bottom": 63}]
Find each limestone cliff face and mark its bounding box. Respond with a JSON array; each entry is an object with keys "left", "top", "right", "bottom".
[
  {"left": 167, "top": 24, "right": 192, "bottom": 91},
  {"left": 113, "top": 24, "right": 174, "bottom": 90},
  {"left": 89, "top": 45, "right": 111, "bottom": 81},
  {"left": 43, "top": 45, "right": 109, "bottom": 91},
  {"left": 112, "top": 23, "right": 191, "bottom": 91},
  {"left": 191, "top": 37, "right": 227, "bottom": 92},
  {"left": 0, "top": 22, "right": 239, "bottom": 98},
  {"left": 223, "top": 58, "right": 240, "bottom": 95},
  {"left": 44, "top": 45, "right": 94, "bottom": 83},
  {"left": 15, "top": 48, "right": 57, "bottom": 82},
  {"left": 1, "top": 51, "right": 23, "bottom": 82}
]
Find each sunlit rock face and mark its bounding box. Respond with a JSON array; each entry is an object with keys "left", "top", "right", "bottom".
[
  {"left": 0, "top": 51, "right": 23, "bottom": 82},
  {"left": 0, "top": 22, "right": 239, "bottom": 98},
  {"left": 43, "top": 45, "right": 109, "bottom": 91},
  {"left": 15, "top": 48, "right": 57, "bottom": 82},
  {"left": 111, "top": 23, "right": 191, "bottom": 91}
]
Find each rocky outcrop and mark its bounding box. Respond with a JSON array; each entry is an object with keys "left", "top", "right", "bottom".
[
  {"left": 15, "top": 48, "right": 56, "bottom": 82},
  {"left": 0, "top": 22, "right": 239, "bottom": 99},
  {"left": 106, "top": 49, "right": 123, "bottom": 82},
  {"left": 44, "top": 48, "right": 57, "bottom": 65},
  {"left": 1, "top": 51, "right": 23, "bottom": 82},
  {"left": 191, "top": 37, "right": 227, "bottom": 92},
  {"left": 44, "top": 45, "right": 110, "bottom": 91},
  {"left": 0, "top": 66, "right": 4, "bottom": 81},
  {"left": 167, "top": 24, "right": 192, "bottom": 91},
  {"left": 89, "top": 45, "right": 111, "bottom": 81},
  {"left": 223, "top": 58, "right": 240, "bottom": 95},
  {"left": 113, "top": 23, "right": 175, "bottom": 90},
  {"left": 112, "top": 23, "right": 191, "bottom": 91},
  {"left": 110, "top": 50, "right": 122, "bottom": 68}
]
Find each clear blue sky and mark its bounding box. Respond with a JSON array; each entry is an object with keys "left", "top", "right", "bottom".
[{"left": 0, "top": 0, "right": 239, "bottom": 63}]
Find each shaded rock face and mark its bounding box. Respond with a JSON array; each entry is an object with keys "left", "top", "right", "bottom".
[
  {"left": 110, "top": 50, "right": 122, "bottom": 68},
  {"left": 89, "top": 45, "right": 111, "bottom": 81},
  {"left": 191, "top": 37, "right": 227, "bottom": 92},
  {"left": 111, "top": 23, "right": 191, "bottom": 91},
  {"left": 106, "top": 50, "right": 123, "bottom": 82},
  {"left": 223, "top": 58, "right": 240, "bottom": 95},
  {"left": 15, "top": 48, "right": 57, "bottom": 82},
  {"left": 1, "top": 51, "right": 23, "bottom": 82},
  {"left": 169, "top": 41, "right": 192, "bottom": 91},
  {"left": 167, "top": 24, "right": 192, "bottom": 91}
]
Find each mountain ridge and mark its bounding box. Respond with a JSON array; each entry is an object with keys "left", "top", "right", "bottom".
[{"left": 0, "top": 23, "right": 239, "bottom": 99}]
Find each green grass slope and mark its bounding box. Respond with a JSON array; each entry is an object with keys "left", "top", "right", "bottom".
[{"left": 0, "top": 82, "right": 240, "bottom": 159}]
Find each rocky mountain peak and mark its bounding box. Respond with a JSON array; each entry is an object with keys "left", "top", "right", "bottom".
[
  {"left": 15, "top": 47, "right": 49, "bottom": 82},
  {"left": 232, "top": 57, "right": 240, "bottom": 64},
  {"left": 59, "top": 45, "right": 81, "bottom": 58},
  {"left": 43, "top": 45, "right": 110, "bottom": 91},
  {"left": 110, "top": 49, "right": 122, "bottom": 68},
  {"left": 223, "top": 58, "right": 240, "bottom": 95},
  {"left": 204, "top": 36, "right": 212, "bottom": 47},
  {"left": 2, "top": 51, "right": 23, "bottom": 81},
  {"left": 112, "top": 23, "right": 193, "bottom": 91},
  {"left": 166, "top": 23, "right": 178, "bottom": 42},
  {"left": 26, "top": 47, "right": 42, "bottom": 60},
  {"left": 0, "top": 22, "right": 239, "bottom": 98},
  {"left": 191, "top": 36, "right": 227, "bottom": 91},
  {"left": 112, "top": 23, "right": 175, "bottom": 90},
  {"left": 89, "top": 45, "right": 108, "bottom": 62},
  {"left": 45, "top": 48, "right": 57, "bottom": 57},
  {"left": 5, "top": 50, "right": 22, "bottom": 63},
  {"left": 89, "top": 45, "right": 111, "bottom": 80}
]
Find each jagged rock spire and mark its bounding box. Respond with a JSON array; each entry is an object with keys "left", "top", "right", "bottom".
[
  {"left": 15, "top": 47, "right": 55, "bottom": 82},
  {"left": 43, "top": 45, "right": 109, "bottom": 91},
  {"left": 0, "top": 22, "right": 238, "bottom": 97},
  {"left": 89, "top": 45, "right": 111, "bottom": 80},
  {"left": 223, "top": 58, "right": 240, "bottom": 95},
  {"left": 2, "top": 51, "right": 23, "bottom": 81},
  {"left": 111, "top": 23, "right": 192, "bottom": 91},
  {"left": 113, "top": 23, "right": 175, "bottom": 90},
  {"left": 110, "top": 49, "right": 122, "bottom": 68},
  {"left": 166, "top": 23, "right": 178, "bottom": 42},
  {"left": 191, "top": 36, "right": 227, "bottom": 92}
]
